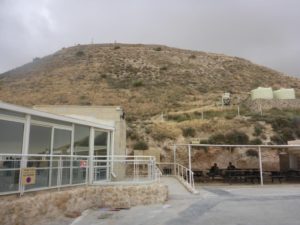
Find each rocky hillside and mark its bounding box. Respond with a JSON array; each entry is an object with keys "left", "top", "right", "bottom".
[{"left": 1, "top": 43, "right": 299, "bottom": 120}]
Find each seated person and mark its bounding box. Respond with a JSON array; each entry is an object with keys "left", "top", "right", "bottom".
[
  {"left": 227, "top": 162, "right": 236, "bottom": 170},
  {"left": 209, "top": 163, "right": 220, "bottom": 178},
  {"left": 226, "top": 162, "right": 237, "bottom": 178}
]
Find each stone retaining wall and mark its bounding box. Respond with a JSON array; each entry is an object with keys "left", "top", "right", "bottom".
[
  {"left": 0, "top": 183, "right": 168, "bottom": 225},
  {"left": 246, "top": 99, "right": 300, "bottom": 112}
]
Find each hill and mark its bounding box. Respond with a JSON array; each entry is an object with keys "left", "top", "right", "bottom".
[{"left": 1, "top": 43, "right": 299, "bottom": 120}]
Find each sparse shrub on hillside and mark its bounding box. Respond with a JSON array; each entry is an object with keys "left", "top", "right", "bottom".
[
  {"left": 154, "top": 47, "right": 162, "bottom": 51},
  {"left": 78, "top": 95, "right": 91, "bottom": 105},
  {"left": 182, "top": 127, "right": 196, "bottom": 137},
  {"left": 145, "top": 126, "right": 151, "bottom": 134},
  {"left": 225, "top": 130, "right": 249, "bottom": 145},
  {"left": 280, "top": 127, "right": 294, "bottom": 142},
  {"left": 151, "top": 124, "right": 181, "bottom": 141},
  {"left": 249, "top": 138, "right": 263, "bottom": 145},
  {"left": 160, "top": 66, "right": 168, "bottom": 71},
  {"left": 76, "top": 51, "right": 85, "bottom": 57},
  {"left": 168, "top": 114, "right": 191, "bottom": 122},
  {"left": 127, "top": 129, "right": 139, "bottom": 140},
  {"left": 199, "top": 139, "right": 209, "bottom": 144},
  {"left": 208, "top": 133, "right": 226, "bottom": 144},
  {"left": 271, "top": 117, "right": 291, "bottom": 131},
  {"left": 101, "top": 74, "right": 107, "bottom": 79},
  {"left": 261, "top": 134, "right": 267, "bottom": 140},
  {"left": 295, "top": 129, "right": 300, "bottom": 138},
  {"left": 133, "top": 140, "right": 149, "bottom": 150},
  {"left": 271, "top": 134, "right": 285, "bottom": 145},
  {"left": 189, "top": 54, "right": 196, "bottom": 59},
  {"left": 253, "top": 123, "right": 264, "bottom": 136},
  {"left": 132, "top": 80, "right": 144, "bottom": 87},
  {"left": 113, "top": 45, "right": 121, "bottom": 50},
  {"left": 246, "top": 149, "right": 258, "bottom": 158}
]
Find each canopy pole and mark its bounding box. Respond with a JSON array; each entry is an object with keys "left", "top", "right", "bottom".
[
  {"left": 173, "top": 145, "right": 177, "bottom": 176},
  {"left": 188, "top": 144, "right": 192, "bottom": 184},
  {"left": 258, "top": 146, "right": 264, "bottom": 186}
]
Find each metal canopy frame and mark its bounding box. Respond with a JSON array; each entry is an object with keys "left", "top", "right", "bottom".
[{"left": 173, "top": 144, "right": 300, "bottom": 186}]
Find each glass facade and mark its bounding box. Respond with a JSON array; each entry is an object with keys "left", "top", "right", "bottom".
[{"left": 0, "top": 107, "right": 113, "bottom": 194}]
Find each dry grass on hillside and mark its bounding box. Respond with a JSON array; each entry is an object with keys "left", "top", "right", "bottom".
[{"left": 1, "top": 43, "right": 300, "bottom": 119}]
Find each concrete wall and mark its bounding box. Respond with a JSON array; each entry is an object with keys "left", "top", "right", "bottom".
[
  {"left": 0, "top": 183, "right": 168, "bottom": 225},
  {"left": 34, "top": 105, "right": 126, "bottom": 156}
]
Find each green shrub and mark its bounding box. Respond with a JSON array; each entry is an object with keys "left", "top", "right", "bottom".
[
  {"left": 200, "top": 139, "right": 209, "bottom": 144},
  {"left": 270, "top": 117, "right": 292, "bottom": 131},
  {"left": 154, "top": 47, "right": 162, "bottom": 51},
  {"left": 253, "top": 123, "right": 264, "bottom": 136},
  {"left": 132, "top": 80, "right": 144, "bottom": 87},
  {"left": 225, "top": 130, "right": 249, "bottom": 145},
  {"left": 208, "top": 133, "right": 226, "bottom": 144},
  {"left": 182, "top": 127, "right": 196, "bottom": 137},
  {"left": 271, "top": 135, "right": 286, "bottom": 145},
  {"left": 249, "top": 138, "right": 263, "bottom": 145},
  {"left": 113, "top": 45, "right": 120, "bottom": 50},
  {"left": 280, "top": 127, "right": 294, "bottom": 142},
  {"left": 246, "top": 149, "right": 258, "bottom": 158},
  {"left": 189, "top": 54, "right": 196, "bottom": 59},
  {"left": 160, "top": 66, "right": 168, "bottom": 71},
  {"left": 167, "top": 114, "right": 191, "bottom": 122},
  {"left": 133, "top": 140, "right": 149, "bottom": 150},
  {"left": 127, "top": 129, "right": 139, "bottom": 140},
  {"left": 76, "top": 51, "right": 85, "bottom": 57}
]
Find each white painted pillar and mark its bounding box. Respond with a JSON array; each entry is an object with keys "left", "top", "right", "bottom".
[
  {"left": 111, "top": 130, "right": 115, "bottom": 176},
  {"left": 21, "top": 115, "right": 31, "bottom": 157},
  {"left": 258, "top": 146, "right": 264, "bottom": 186},
  {"left": 106, "top": 132, "right": 111, "bottom": 180},
  {"left": 49, "top": 127, "right": 54, "bottom": 187},
  {"left": 70, "top": 124, "right": 75, "bottom": 184},
  {"left": 188, "top": 144, "right": 192, "bottom": 184},
  {"left": 19, "top": 115, "right": 31, "bottom": 194},
  {"left": 89, "top": 127, "right": 95, "bottom": 184},
  {"left": 173, "top": 145, "right": 176, "bottom": 176}
]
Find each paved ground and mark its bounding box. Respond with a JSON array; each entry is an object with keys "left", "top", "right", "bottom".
[{"left": 45, "top": 178, "right": 300, "bottom": 225}]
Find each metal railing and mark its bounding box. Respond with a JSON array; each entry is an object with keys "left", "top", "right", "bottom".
[
  {"left": 157, "top": 162, "right": 196, "bottom": 193},
  {"left": 0, "top": 154, "right": 159, "bottom": 196}
]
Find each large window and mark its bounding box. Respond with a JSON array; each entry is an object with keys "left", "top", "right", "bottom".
[
  {"left": 74, "top": 125, "right": 90, "bottom": 155},
  {"left": 94, "top": 130, "right": 108, "bottom": 156},
  {"left": 0, "top": 119, "right": 23, "bottom": 192},
  {"left": 53, "top": 128, "right": 71, "bottom": 155},
  {"left": 28, "top": 125, "right": 52, "bottom": 154},
  {"left": 0, "top": 119, "right": 24, "bottom": 154}
]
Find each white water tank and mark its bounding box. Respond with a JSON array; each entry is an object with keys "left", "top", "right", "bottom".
[
  {"left": 251, "top": 87, "right": 273, "bottom": 100},
  {"left": 273, "top": 88, "right": 296, "bottom": 99}
]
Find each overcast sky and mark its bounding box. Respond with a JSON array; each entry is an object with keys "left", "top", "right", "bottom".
[{"left": 0, "top": 0, "right": 299, "bottom": 76}]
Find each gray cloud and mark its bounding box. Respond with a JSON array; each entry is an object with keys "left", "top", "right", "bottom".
[{"left": 0, "top": 0, "right": 299, "bottom": 76}]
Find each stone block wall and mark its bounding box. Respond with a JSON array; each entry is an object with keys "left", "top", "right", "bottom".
[
  {"left": 246, "top": 99, "right": 300, "bottom": 112},
  {"left": 0, "top": 183, "right": 168, "bottom": 225}
]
